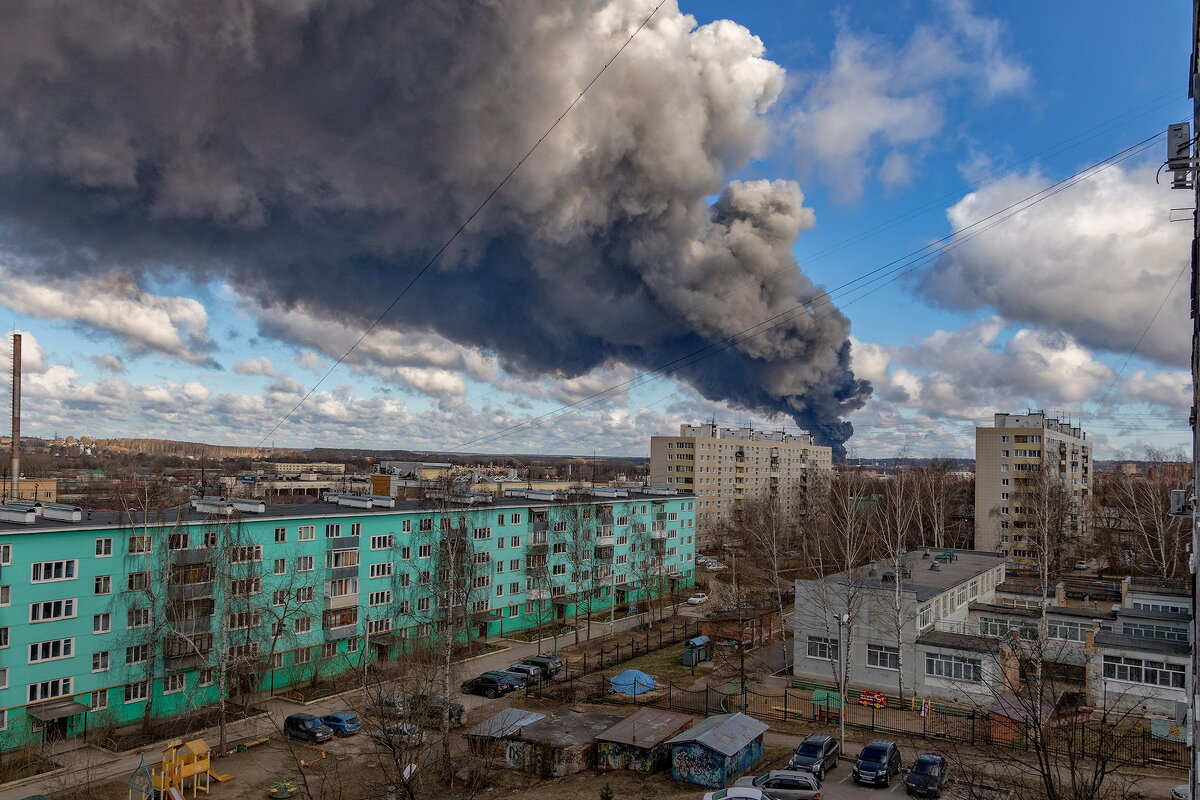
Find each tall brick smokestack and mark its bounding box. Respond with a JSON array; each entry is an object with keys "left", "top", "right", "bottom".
[{"left": 10, "top": 333, "right": 19, "bottom": 501}]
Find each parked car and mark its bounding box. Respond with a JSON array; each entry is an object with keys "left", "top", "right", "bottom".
[
  {"left": 284, "top": 713, "right": 334, "bottom": 744},
  {"left": 370, "top": 721, "right": 425, "bottom": 749},
  {"left": 461, "top": 670, "right": 525, "bottom": 698},
  {"left": 788, "top": 733, "right": 839, "bottom": 780},
  {"left": 704, "top": 561, "right": 727, "bottom": 571},
  {"left": 701, "top": 789, "right": 766, "bottom": 800},
  {"left": 1074, "top": 560, "right": 1090, "bottom": 570},
  {"left": 687, "top": 592, "right": 710, "bottom": 605},
  {"left": 375, "top": 693, "right": 465, "bottom": 726},
  {"left": 504, "top": 663, "right": 543, "bottom": 682},
  {"left": 1171, "top": 786, "right": 1190, "bottom": 800},
  {"left": 903, "top": 753, "right": 951, "bottom": 798},
  {"left": 852, "top": 740, "right": 903, "bottom": 787},
  {"left": 519, "top": 653, "right": 563, "bottom": 677},
  {"left": 732, "top": 769, "right": 822, "bottom": 799},
  {"left": 319, "top": 711, "right": 362, "bottom": 737}
]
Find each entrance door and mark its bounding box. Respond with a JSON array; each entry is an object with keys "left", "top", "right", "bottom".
[{"left": 45, "top": 717, "right": 67, "bottom": 742}]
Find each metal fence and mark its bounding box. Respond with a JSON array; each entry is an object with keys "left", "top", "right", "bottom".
[
  {"left": 529, "top": 674, "right": 1188, "bottom": 772},
  {"left": 555, "top": 620, "right": 702, "bottom": 679}
]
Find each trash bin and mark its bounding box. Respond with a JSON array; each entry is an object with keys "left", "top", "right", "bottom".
[{"left": 682, "top": 635, "right": 712, "bottom": 666}]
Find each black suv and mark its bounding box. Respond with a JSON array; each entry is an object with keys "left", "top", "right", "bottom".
[
  {"left": 284, "top": 713, "right": 334, "bottom": 744},
  {"left": 852, "top": 740, "right": 903, "bottom": 787},
  {"left": 788, "top": 733, "right": 839, "bottom": 780},
  {"left": 461, "top": 670, "right": 525, "bottom": 698},
  {"left": 519, "top": 654, "right": 563, "bottom": 678},
  {"left": 375, "top": 693, "right": 465, "bottom": 727}
]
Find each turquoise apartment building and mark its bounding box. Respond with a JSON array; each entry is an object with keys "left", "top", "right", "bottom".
[{"left": 0, "top": 488, "right": 696, "bottom": 750}]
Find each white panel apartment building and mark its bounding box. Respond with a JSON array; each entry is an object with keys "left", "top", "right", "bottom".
[
  {"left": 974, "top": 412, "right": 1091, "bottom": 560},
  {"left": 649, "top": 423, "right": 832, "bottom": 548}
]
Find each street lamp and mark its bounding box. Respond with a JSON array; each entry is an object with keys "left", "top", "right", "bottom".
[{"left": 837, "top": 613, "right": 850, "bottom": 748}]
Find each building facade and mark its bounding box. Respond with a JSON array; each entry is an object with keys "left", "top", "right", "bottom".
[
  {"left": 974, "top": 412, "right": 1092, "bottom": 560},
  {"left": 0, "top": 489, "right": 695, "bottom": 750},
  {"left": 0, "top": 477, "right": 57, "bottom": 504},
  {"left": 649, "top": 424, "right": 832, "bottom": 549}
]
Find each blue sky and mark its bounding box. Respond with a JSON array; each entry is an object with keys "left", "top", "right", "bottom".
[{"left": 0, "top": 0, "right": 1191, "bottom": 459}]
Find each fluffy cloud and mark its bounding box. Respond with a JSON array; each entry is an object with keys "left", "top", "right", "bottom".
[
  {"left": 918, "top": 163, "right": 1190, "bottom": 365},
  {"left": 233, "top": 357, "right": 276, "bottom": 377},
  {"left": 786, "top": 0, "right": 1028, "bottom": 201},
  {"left": 89, "top": 354, "right": 127, "bottom": 374},
  {"left": 0, "top": 262, "right": 218, "bottom": 366}
]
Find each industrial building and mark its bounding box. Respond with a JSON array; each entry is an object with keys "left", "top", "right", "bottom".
[
  {"left": 974, "top": 412, "right": 1092, "bottom": 561},
  {"left": 649, "top": 423, "right": 831, "bottom": 549},
  {"left": 0, "top": 488, "right": 695, "bottom": 751}
]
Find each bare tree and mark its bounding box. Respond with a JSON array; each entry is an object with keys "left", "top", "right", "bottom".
[{"left": 1092, "top": 448, "right": 1188, "bottom": 580}]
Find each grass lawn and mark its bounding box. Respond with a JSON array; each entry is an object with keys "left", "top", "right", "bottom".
[{"left": 612, "top": 642, "right": 700, "bottom": 687}]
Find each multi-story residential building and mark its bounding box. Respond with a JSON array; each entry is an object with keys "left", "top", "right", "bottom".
[
  {"left": 263, "top": 462, "right": 347, "bottom": 475},
  {"left": 649, "top": 424, "right": 832, "bottom": 549},
  {"left": 0, "top": 488, "right": 695, "bottom": 750},
  {"left": 974, "top": 412, "right": 1091, "bottom": 561}
]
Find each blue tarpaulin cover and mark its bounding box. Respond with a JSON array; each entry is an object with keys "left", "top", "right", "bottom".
[{"left": 610, "top": 669, "right": 658, "bottom": 696}]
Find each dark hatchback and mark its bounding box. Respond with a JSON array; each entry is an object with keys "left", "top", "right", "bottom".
[
  {"left": 284, "top": 713, "right": 334, "bottom": 744},
  {"left": 904, "top": 753, "right": 951, "bottom": 798},
  {"left": 461, "top": 670, "right": 525, "bottom": 698},
  {"left": 787, "top": 733, "right": 840, "bottom": 780},
  {"left": 852, "top": 740, "right": 903, "bottom": 787}
]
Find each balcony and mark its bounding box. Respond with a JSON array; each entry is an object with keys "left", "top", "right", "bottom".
[
  {"left": 596, "top": 533, "right": 615, "bottom": 547},
  {"left": 172, "top": 548, "right": 212, "bottom": 566},
  {"left": 326, "top": 535, "right": 360, "bottom": 550},
  {"left": 324, "top": 593, "right": 359, "bottom": 610},
  {"left": 532, "top": 521, "right": 549, "bottom": 533},
  {"left": 594, "top": 545, "right": 614, "bottom": 560},
  {"left": 651, "top": 530, "right": 667, "bottom": 540},
  {"left": 527, "top": 588, "right": 550, "bottom": 600},
  {"left": 325, "top": 624, "right": 358, "bottom": 640},
  {"left": 528, "top": 543, "right": 549, "bottom": 556},
  {"left": 168, "top": 581, "right": 214, "bottom": 601},
  {"left": 327, "top": 565, "right": 360, "bottom": 581},
  {"left": 169, "top": 616, "right": 212, "bottom": 636}
]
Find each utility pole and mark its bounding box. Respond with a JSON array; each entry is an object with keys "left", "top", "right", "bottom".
[{"left": 1185, "top": 4, "right": 1200, "bottom": 795}]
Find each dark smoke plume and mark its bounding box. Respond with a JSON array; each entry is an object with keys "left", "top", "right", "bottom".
[{"left": 0, "top": 0, "right": 870, "bottom": 455}]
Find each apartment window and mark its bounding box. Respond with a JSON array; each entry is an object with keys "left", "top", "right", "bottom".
[
  {"left": 399, "top": 546, "right": 411, "bottom": 560},
  {"left": 229, "top": 545, "right": 262, "bottom": 563},
  {"left": 273, "top": 589, "right": 287, "bottom": 606},
  {"left": 370, "top": 534, "right": 394, "bottom": 550},
  {"left": 367, "top": 617, "right": 391, "bottom": 634},
  {"left": 1132, "top": 601, "right": 1188, "bottom": 614},
  {"left": 199, "top": 668, "right": 216, "bottom": 687},
  {"left": 168, "top": 533, "right": 189, "bottom": 551},
  {"left": 925, "top": 653, "right": 982, "bottom": 682},
  {"left": 28, "top": 638, "right": 74, "bottom": 664},
  {"left": 496, "top": 585, "right": 505, "bottom": 597},
  {"left": 295, "top": 617, "right": 313, "bottom": 634},
  {"left": 552, "top": 521, "right": 568, "bottom": 533},
  {"left": 89, "top": 690, "right": 108, "bottom": 711},
  {"left": 323, "top": 642, "right": 338, "bottom": 659},
  {"left": 552, "top": 564, "right": 567, "bottom": 576},
  {"left": 227, "top": 642, "right": 260, "bottom": 660},
  {"left": 269, "top": 652, "right": 284, "bottom": 669},
  {"left": 1104, "top": 656, "right": 1185, "bottom": 688},
  {"left": 128, "top": 536, "right": 152, "bottom": 555},
  {"left": 94, "top": 575, "right": 112, "bottom": 595},
  {"left": 294, "top": 648, "right": 312, "bottom": 666},
  {"left": 296, "top": 587, "right": 315, "bottom": 602},
  {"left": 417, "top": 597, "right": 430, "bottom": 612},
  {"left": 418, "top": 571, "right": 430, "bottom": 585},
  {"left": 126, "top": 644, "right": 150, "bottom": 665},
  {"left": 31, "top": 598, "right": 76, "bottom": 622},
  {"left": 228, "top": 611, "right": 261, "bottom": 630},
  {"left": 369, "top": 562, "right": 393, "bottom": 579},
  {"left": 419, "top": 518, "right": 433, "bottom": 532},
  {"left": 418, "top": 544, "right": 432, "bottom": 558},
  {"left": 400, "top": 519, "right": 412, "bottom": 533},
  {"left": 127, "top": 608, "right": 151, "bottom": 628},
  {"left": 298, "top": 556, "right": 314, "bottom": 572},
  {"left": 274, "top": 558, "right": 287, "bottom": 575},
  {"left": 473, "top": 575, "right": 491, "bottom": 589},
  {"left": 326, "top": 550, "right": 359, "bottom": 569},
  {"left": 275, "top": 526, "right": 288, "bottom": 543},
  {"left": 369, "top": 590, "right": 392, "bottom": 606},
  {"left": 399, "top": 573, "right": 411, "bottom": 588},
  {"left": 124, "top": 681, "right": 149, "bottom": 703},
  {"left": 164, "top": 674, "right": 187, "bottom": 694},
  {"left": 510, "top": 559, "right": 520, "bottom": 571},
  {"left": 867, "top": 644, "right": 900, "bottom": 671},
  {"left": 399, "top": 600, "right": 411, "bottom": 614},
  {"left": 299, "top": 525, "right": 315, "bottom": 541},
  {"left": 92, "top": 651, "right": 109, "bottom": 672},
  {"left": 807, "top": 636, "right": 838, "bottom": 661},
  {"left": 552, "top": 542, "right": 568, "bottom": 554},
  {"left": 95, "top": 538, "right": 112, "bottom": 557},
  {"left": 1001, "top": 479, "right": 1010, "bottom": 486},
  {"left": 1048, "top": 620, "right": 1087, "bottom": 642},
  {"left": 93, "top": 614, "right": 111, "bottom": 634},
  {"left": 32, "top": 560, "right": 77, "bottom": 582},
  {"left": 510, "top": 582, "right": 519, "bottom": 594},
  {"left": 327, "top": 578, "right": 358, "bottom": 597},
  {"left": 325, "top": 524, "right": 342, "bottom": 538},
  {"left": 127, "top": 572, "right": 150, "bottom": 591},
  {"left": 1122, "top": 623, "right": 1188, "bottom": 641},
  {"left": 272, "top": 620, "right": 286, "bottom": 637},
  {"left": 28, "top": 677, "right": 73, "bottom": 703},
  {"left": 203, "top": 531, "right": 217, "bottom": 548},
  {"left": 918, "top": 606, "right": 932, "bottom": 629}
]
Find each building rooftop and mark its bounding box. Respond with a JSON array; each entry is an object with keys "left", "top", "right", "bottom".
[
  {"left": 466, "top": 708, "right": 546, "bottom": 740},
  {"left": 0, "top": 489, "right": 696, "bottom": 534},
  {"left": 513, "top": 711, "right": 622, "bottom": 747},
  {"left": 970, "top": 601, "right": 1116, "bottom": 621},
  {"left": 596, "top": 707, "right": 694, "bottom": 748},
  {"left": 821, "top": 549, "right": 1005, "bottom": 602},
  {"left": 915, "top": 630, "right": 1001, "bottom": 654},
  {"left": 1094, "top": 631, "right": 1191, "bottom": 657},
  {"left": 664, "top": 712, "right": 767, "bottom": 756}
]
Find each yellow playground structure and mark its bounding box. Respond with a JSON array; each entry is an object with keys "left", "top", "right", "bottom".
[{"left": 145, "top": 738, "right": 234, "bottom": 799}]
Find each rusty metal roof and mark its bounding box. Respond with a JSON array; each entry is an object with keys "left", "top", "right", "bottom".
[
  {"left": 665, "top": 712, "right": 767, "bottom": 756},
  {"left": 596, "top": 707, "right": 695, "bottom": 748}
]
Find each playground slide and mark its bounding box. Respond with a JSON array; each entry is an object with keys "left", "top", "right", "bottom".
[{"left": 207, "top": 771, "right": 235, "bottom": 782}]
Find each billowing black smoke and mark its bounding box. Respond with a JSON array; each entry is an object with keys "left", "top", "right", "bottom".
[{"left": 0, "top": 0, "right": 870, "bottom": 455}]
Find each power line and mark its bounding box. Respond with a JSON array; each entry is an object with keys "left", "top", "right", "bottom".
[{"left": 254, "top": 0, "right": 670, "bottom": 449}]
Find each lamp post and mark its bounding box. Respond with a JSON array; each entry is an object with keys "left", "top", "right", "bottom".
[{"left": 837, "top": 612, "right": 850, "bottom": 748}]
